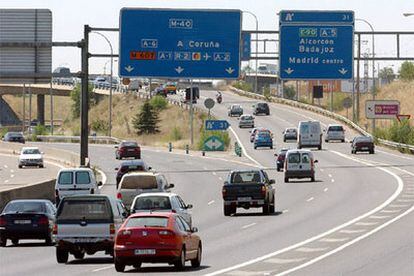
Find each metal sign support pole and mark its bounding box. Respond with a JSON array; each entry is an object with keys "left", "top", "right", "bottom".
[
  {"left": 28, "top": 84, "right": 32, "bottom": 135},
  {"left": 330, "top": 81, "right": 334, "bottom": 112},
  {"left": 80, "top": 25, "right": 90, "bottom": 166},
  {"left": 356, "top": 34, "right": 361, "bottom": 122},
  {"left": 352, "top": 78, "right": 356, "bottom": 122},
  {"left": 49, "top": 81, "right": 54, "bottom": 135},
  {"left": 190, "top": 79, "right": 194, "bottom": 146},
  {"left": 22, "top": 84, "right": 26, "bottom": 133}
]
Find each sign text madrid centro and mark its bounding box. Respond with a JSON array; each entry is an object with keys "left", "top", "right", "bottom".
[
  {"left": 279, "top": 10, "right": 354, "bottom": 80},
  {"left": 119, "top": 8, "right": 241, "bottom": 79}
]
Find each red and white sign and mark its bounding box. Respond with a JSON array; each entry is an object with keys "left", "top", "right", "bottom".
[
  {"left": 365, "top": 100, "right": 400, "bottom": 119},
  {"left": 396, "top": 114, "right": 411, "bottom": 122}
]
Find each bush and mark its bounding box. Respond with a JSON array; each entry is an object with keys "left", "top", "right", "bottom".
[
  {"left": 283, "top": 85, "right": 296, "bottom": 100},
  {"left": 263, "top": 86, "right": 271, "bottom": 101},
  {"left": 91, "top": 119, "right": 108, "bottom": 133},
  {"left": 169, "top": 126, "right": 183, "bottom": 141},
  {"left": 0, "top": 127, "right": 9, "bottom": 138},
  {"left": 399, "top": 61, "right": 414, "bottom": 81},
  {"left": 34, "top": 125, "right": 47, "bottom": 135},
  {"left": 233, "top": 81, "right": 253, "bottom": 92},
  {"left": 150, "top": 96, "right": 168, "bottom": 111},
  {"left": 388, "top": 119, "right": 414, "bottom": 144}
]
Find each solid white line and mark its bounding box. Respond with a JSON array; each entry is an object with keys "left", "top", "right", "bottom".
[
  {"left": 229, "top": 126, "right": 263, "bottom": 167},
  {"left": 205, "top": 150, "right": 404, "bottom": 276},
  {"left": 324, "top": 188, "right": 328, "bottom": 192},
  {"left": 264, "top": 258, "right": 306, "bottom": 264},
  {"left": 306, "top": 197, "right": 314, "bottom": 202},
  {"left": 208, "top": 200, "right": 215, "bottom": 205},
  {"left": 95, "top": 168, "right": 107, "bottom": 189},
  {"left": 92, "top": 265, "right": 114, "bottom": 272},
  {"left": 242, "top": 223, "right": 257, "bottom": 230}
]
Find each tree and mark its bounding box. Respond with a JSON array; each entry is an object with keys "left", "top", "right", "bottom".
[
  {"left": 132, "top": 101, "right": 160, "bottom": 135},
  {"left": 70, "top": 84, "right": 96, "bottom": 118},
  {"left": 399, "top": 61, "right": 414, "bottom": 81},
  {"left": 283, "top": 85, "right": 296, "bottom": 100},
  {"left": 379, "top": 67, "right": 395, "bottom": 84}
]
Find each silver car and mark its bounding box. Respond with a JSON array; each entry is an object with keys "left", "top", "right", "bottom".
[
  {"left": 325, "top": 124, "right": 345, "bottom": 142},
  {"left": 238, "top": 114, "right": 255, "bottom": 128}
]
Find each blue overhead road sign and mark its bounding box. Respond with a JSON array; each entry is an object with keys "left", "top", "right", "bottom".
[
  {"left": 279, "top": 10, "right": 354, "bottom": 80},
  {"left": 205, "top": 120, "right": 230, "bottom": 131},
  {"left": 241, "top": 32, "right": 251, "bottom": 61},
  {"left": 119, "top": 8, "right": 242, "bottom": 79}
]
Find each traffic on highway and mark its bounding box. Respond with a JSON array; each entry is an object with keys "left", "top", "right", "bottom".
[{"left": 1, "top": 2, "right": 414, "bottom": 276}]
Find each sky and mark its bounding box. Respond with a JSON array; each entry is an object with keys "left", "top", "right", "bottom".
[{"left": 1, "top": 0, "right": 414, "bottom": 75}]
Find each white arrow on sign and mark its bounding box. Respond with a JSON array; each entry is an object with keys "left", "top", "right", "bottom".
[
  {"left": 339, "top": 68, "right": 348, "bottom": 75},
  {"left": 205, "top": 138, "right": 223, "bottom": 149},
  {"left": 125, "top": 65, "right": 134, "bottom": 72},
  {"left": 175, "top": 66, "right": 184, "bottom": 74},
  {"left": 284, "top": 68, "right": 294, "bottom": 75},
  {"left": 226, "top": 67, "right": 235, "bottom": 74}
]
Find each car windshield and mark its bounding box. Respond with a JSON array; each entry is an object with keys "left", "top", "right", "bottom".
[
  {"left": 355, "top": 137, "right": 373, "bottom": 142},
  {"left": 120, "top": 165, "right": 145, "bottom": 172},
  {"left": 288, "top": 153, "right": 301, "bottom": 164},
  {"left": 121, "top": 142, "right": 138, "bottom": 147},
  {"left": 8, "top": 132, "right": 23, "bottom": 138},
  {"left": 258, "top": 133, "right": 270, "bottom": 138},
  {"left": 125, "top": 216, "right": 169, "bottom": 228},
  {"left": 121, "top": 175, "right": 157, "bottom": 189},
  {"left": 4, "top": 201, "right": 45, "bottom": 213},
  {"left": 23, "top": 149, "right": 40, "bottom": 154},
  {"left": 257, "top": 103, "right": 267, "bottom": 107},
  {"left": 58, "top": 171, "right": 73, "bottom": 185},
  {"left": 242, "top": 116, "right": 253, "bottom": 120},
  {"left": 329, "top": 126, "right": 344, "bottom": 131},
  {"left": 133, "top": 196, "right": 172, "bottom": 210},
  {"left": 57, "top": 199, "right": 112, "bottom": 221},
  {"left": 76, "top": 171, "right": 91, "bottom": 184},
  {"left": 231, "top": 171, "right": 261, "bottom": 183}
]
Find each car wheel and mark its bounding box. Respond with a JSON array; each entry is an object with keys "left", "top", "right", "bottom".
[
  {"left": 325, "top": 139, "right": 328, "bottom": 143},
  {"left": 74, "top": 251, "right": 85, "bottom": 260},
  {"left": 269, "top": 200, "right": 275, "bottom": 214},
  {"left": 266, "top": 112, "right": 270, "bottom": 115},
  {"left": 174, "top": 247, "right": 186, "bottom": 270},
  {"left": 0, "top": 237, "right": 6, "bottom": 247},
  {"left": 341, "top": 139, "right": 345, "bottom": 143},
  {"left": 370, "top": 150, "right": 375, "bottom": 154},
  {"left": 39, "top": 164, "right": 44, "bottom": 168},
  {"left": 254, "top": 146, "right": 257, "bottom": 149},
  {"left": 311, "top": 176, "right": 315, "bottom": 182},
  {"left": 56, "top": 247, "right": 69, "bottom": 263},
  {"left": 133, "top": 262, "right": 142, "bottom": 269},
  {"left": 270, "top": 145, "right": 273, "bottom": 149},
  {"left": 224, "top": 205, "right": 233, "bottom": 216},
  {"left": 262, "top": 203, "right": 270, "bottom": 215},
  {"left": 283, "top": 138, "right": 286, "bottom": 142},
  {"left": 191, "top": 244, "right": 202, "bottom": 268},
  {"left": 11, "top": 238, "right": 18, "bottom": 246},
  {"left": 276, "top": 167, "right": 280, "bottom": 172},
  {"left": 114, "top": 258, "right": 126, "bottom": 272},
  {"left": 318, "top": 145, "right": 322, "bottom": 150},
  {"left": 45, "top": 232, "right": 53, "bottom": 245},
  {"left": 18, "top": 165, "right": 23, "bottom": 169},
  {"left": 284, "top": 177, "right": 289, "bottom": 183}
]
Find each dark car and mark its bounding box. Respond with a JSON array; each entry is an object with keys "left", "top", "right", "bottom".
[
  {"left": 283, "top": 127, "right": 298, "bottom": 142},
  {"left": 253, "top": 102, "right": 270, "bottom": 116},
  {"left": 228, "top": 104, "right": 243, "bottom": 117},
  {"left": 2, "top": 132, "right": 25, "bottom": 144},
  {"left": 115, "top": 160, "right": 152, "bottom": 188},
  {"left": 0, "top": 199, "right": 56, "bottom": 246},
  {"left": 275, "top": 148, "right": 289, "bottom": 171},
  {"left": 115, "top": 141, "right": 141, "bottom": 160},
  {"left": 351, "top": 136, "right": 375, "bottom": 154}
]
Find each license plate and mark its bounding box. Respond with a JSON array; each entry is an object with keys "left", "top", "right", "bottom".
[
  {"left": 128, "top": 149, "right": 135, "bottom": 152},
  {"left": 362, "top": 147, "right": 369, "bottom": 150},
  {"left": 238, "top": 197, "right": 252, "bottom": 202},
  {"left": 135, "top": 249, "right": 156, "bottom": 255},
  {"left": 14, "top": 220, "right": 31, "bottom": 224},
  {"left": 72, "top": 238, "right": 96, "bottom": 243}
]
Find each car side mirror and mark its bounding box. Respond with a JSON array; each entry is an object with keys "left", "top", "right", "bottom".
[
  {"left": 114, "top": 167, "right": 119, "bottom": 171},
  {"left": 114, "top": 145, "right": 119, "bottom": 148},
  {"left": 122, "top": 211, "right": 129, "bottom": 218},
  {"left": 349, "top": 141, "right": 353, "bottom": 143},
  {"left": 269, "top": 179, "right": 276, "bottom": 184},
  {"left": 274, "top": 153, "right": 278, "bottom": 157},
  {"left": 191, "top": 227, "right": 198, "bottom": 233},
  {"left": 168, "top": 183, "right": 175, "bottom": 189},
  {"left": 98, "top": 181, "right": 103, "bottom": 186},
  {"left": 314, "top": 160, "right": 319, "bottom": 163},
  {"left": 148, "top": 166, "right": 152, "bottom": 170},
  {"left": 224, "top": 181, "right": 229, "bottom": 185},
  {"left": 186, "top": 204, "right": 193, "bottom": 209}
]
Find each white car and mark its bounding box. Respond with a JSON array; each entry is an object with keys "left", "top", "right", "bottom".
[
  {"left": 130, "top": 192, "right": 193, "bottom": 227},
  {"left": 325, "top": 124, "right": 345, "bottom": 142},
  {"left": 284, "top": 149, "right": 318, "bottom": 183},
  {"left": 18, "top": 147, "right": 44, "bottom": 168},
  {"left": 238, "top": 114, "right": 255, "bottom": 128}
]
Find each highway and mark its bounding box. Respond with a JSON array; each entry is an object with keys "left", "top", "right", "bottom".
[{"left": 1, "top": 89, "right": 413, "bottom": 275}]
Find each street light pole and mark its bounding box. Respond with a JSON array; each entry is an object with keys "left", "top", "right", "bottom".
[
  {"left": 356, "top": 18, "right": 376, "bottom": 133},
  {"left": 92, "top": 31, "right": 113, "bottom": 137},
  {"left": 403, "top": 13, "right": 414, "bottom": 17},
  {"left": 243, "top": 11, "right": 258, "bottom": 94}
]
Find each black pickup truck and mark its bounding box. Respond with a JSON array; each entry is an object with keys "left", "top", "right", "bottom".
[{"left": 222, "top": 170, "right": 276, "bottom": 216}]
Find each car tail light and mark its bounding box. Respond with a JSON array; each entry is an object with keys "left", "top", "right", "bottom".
[
  {"left": 159, "top": 230, "right": 174, "bottom": 236},
  {"left": 117, "top": 193, "right": 122, "bottom": 199},
  {"left": 277, "top": 155, "right": 283, "bottom": 161},
  {"left": 0, "top": 217, "right": 6, "bottom": 227},
  {"left": 121, "top": 229, "right": 131, "bottom": 236},
  {"left": 38, "top": 216, "right": 49, "bottom": 226},
  {"left": 222, "top": 188, "right": 227, "bottom": 197},
  {"left": 311, "top": 159, "right": 314, "bottom": 170},
  {"left": 261, "top": 185, "right": 266, "bottom": 197},
  {"left": 110, "top": 223, "right": 116, "bottom": 235},
  {"left": 53, "top": 224, "right": 58, "bottom": 235}
]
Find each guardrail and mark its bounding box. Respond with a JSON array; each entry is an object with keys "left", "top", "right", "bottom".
[
  {"left": 35, "top": 135, "right": 122, "bottom": 144},
  {"left": 229, "top": 86, "right": 414, "bottom": 154}
]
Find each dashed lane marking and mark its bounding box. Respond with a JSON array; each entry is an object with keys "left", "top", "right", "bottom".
[
  {"left": 339, "top": 229, "right": 366, "bottom": 234},
  {"left": 319, "top": 237, "right": 350, "bottom": 243},
  {"left": 242, "top": 223, "right": 257, "bottom": 230},
  {"left": 296, "top": 247, "right": 329, "bottom": 253},
  {"left": 323, "top": 188, "right": 328, "bottom": 192},
  {"left": 369, "top": 215, "right": 391, "bottom": 219},
  {"left": 92, "top": 265, "right": 114, "bottom": 272},
  {"left": 263, "top": 258, "right": 307, "bottom": 264},
  {"left": 208, "top": 200, "right": 215, "bottom": 205},
  {"left": 331, "top": 179, "right": 335, "bottom": 183},
  {"left": 306, "top": 197, "right": 314, "bottom": 202},
  {"left": 380, "top": 209, "right": 401, "bottom": 214},
  {"left": 355, "top": 221, "right": 379, "bottom": 226}
]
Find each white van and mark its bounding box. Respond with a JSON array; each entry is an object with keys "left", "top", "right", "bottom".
[
  {"left": 284, "top": 149, "right": 318, "bottom": 182},
  {"left": 55, "top": 168, "right": 102, "bottom": 206},
  {"left": 298, "top": 121, "right": 322, "bottom": 150},
  {"left": 116, "top": 172, "right": 174, "bottom": 209}
]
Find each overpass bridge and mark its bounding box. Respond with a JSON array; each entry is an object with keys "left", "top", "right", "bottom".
[{"left": 244, "top": 73, "right": 280, "bottom": 91}]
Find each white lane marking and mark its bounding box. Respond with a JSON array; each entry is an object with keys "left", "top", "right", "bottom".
[
  {"left": 339, "top": 229, "right": 366, "bottom": 234},
  {"left": 95, "top": 167, "right": 107, "bottom": 189},
  {"left": 369, "top": 215, "right": 391, "bottom": 219},
  {"left": 397, "top": 199, "right": 414, "bottom": 203},
  {"left": 206, "top": 150, "right": 404, "bottom": 276},
  {"left": 380, "top": 209, "right": 401, "bottom": 214},
  {"left": 263, "top": 258, "right": 306, "bottom": 264},
  {"left": 296, "top": 247, "right": 329, "bottom": 253},
  {"left": 320, "top": 169, "right": 324, "bottom": 172},
  {"left": 226, "top": 270, "right": 274, "bottom": 276},
  {"left": 4, "top": 165, "right": 8, "bottom": 168},
  {"left": 355, "top": 222, "right": 379, "bottom": 226},
  {"left": 229, "top": 126, "right": 263, "bottom": 167},
  {"left": 319, "top": 237, "right": 350, "bottom": 243},
  {"left": 10, "top": 169, "right": 14, "bottom": 173},
  {"left": 212, "top": 171, "right": 217, "bottom": 176},
  {"left": 282, "top": 209, "right": 289, "bottom": 213},
  {"left": 328, "top": 174, "right": 332, "bottom": 178},
  {"left": 402, "top": 194, "right": 414, "bottom": 198},
  {"left": 388, "top": 204, "right": 409, "bottom": 208},
  {"left": 324, "top": 188, "right": 328, "bottom": 192},
  {"left": 242, "top": 223, "right": 257, "bottom": 230},
  {"left": 10, "top": 174, "right": 14, "bottom": 178},
  {"left": 4, "top": 179, "right": 9, "bottom": 183},
  {"left": 208, "top": 200, "right": 215, "bottom": 205},
  {"left": 331, "top": 179, "right": 335, "bottom": 183},
  {"left": 219, "top": 177, "right": 223, "bottom": 181},
  {"left": 306, "top": 197, "right": 314, "bottom": 202},
  {"left": 92, "top": 265, "right": 114, "bottom": 272}
]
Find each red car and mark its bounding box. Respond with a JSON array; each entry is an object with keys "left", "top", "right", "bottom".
[
  {"left": 115, "top": 141, "right": 141, "bottom": 160},
  {"left": 114, "top": 212, "right": 202, "bottom": 272}
]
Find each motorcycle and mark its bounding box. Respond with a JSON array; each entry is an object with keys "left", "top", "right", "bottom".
[{"left": 216, "top": 94, "right": 222, "bottom": 104}]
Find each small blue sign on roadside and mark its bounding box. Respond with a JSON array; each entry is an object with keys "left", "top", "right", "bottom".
[
  {"left": 241, "top": 32, "right": 251, "bottom": 61},
  {"left": 205, "top": 120, "right": 230, "bottom": 131},
  {"left": 279, "top": 10, "right": 354, "bottom": 80},
  {"left": 119, "top": 8, "right": 242, "bottom": 79}
]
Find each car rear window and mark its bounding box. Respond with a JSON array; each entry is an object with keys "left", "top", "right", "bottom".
[
  {"left": 57, "top": 199, "right": 112, "bottom": 222},
  {"left": 76, "top": 171, "right": 91, "bottom": 184},
  {"left": 121, "top": 142, "right": 138, "bottom": 147},
  {"left": 301, "top": 153, "right": 310, "bottom": 163},
  {"left": 121, "top": 175, "right": 157, "bottom": 189},
  {"left": 257, "top": 103, "right": 268, "bottom": 107},
  {"left": 242, "top": 116, "right": 253, "bottom": 120},
  {"left": 132, "top": 196, "right": 172, "bottom": 211},
  {"left": 125, "top": 216, "right": 169, "bottom": 228},
  {"left": 58, "top": 172, "right": 73, "bottom": 185},
  {"left": 355, "top": 137, "right": 373, "bottom": 143},
  {"left": 231, "top": 171, "right": 261, "bottom": 183},
  {"left": 121, "top": 165, "right": 145, "bottom": 172},
  {"left": 288, "top": 153, "right": 301, "bottom": 164},
  {"left": 328, "top": 126, "right": 344, "bottom": 131},
  {"left": 23, "top": 148, "right": 40, "bottom": 154},
  {"left": 4, "top": 201, "right": 45, "bottom": 213}
]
